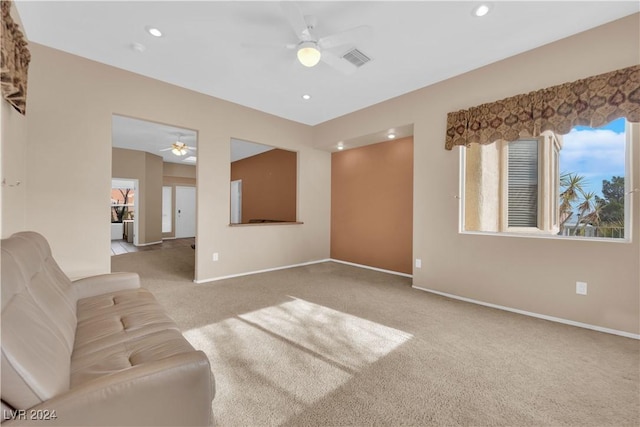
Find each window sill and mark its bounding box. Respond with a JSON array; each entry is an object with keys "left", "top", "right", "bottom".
[
  {"left": 460, "top": 229, "right": 631, "bottom": 244},
  {"left": 229, "top": 221, "right": 304, "bottom": 227}
]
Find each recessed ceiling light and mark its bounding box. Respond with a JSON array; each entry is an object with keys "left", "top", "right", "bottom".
[
  {"left": 387, "top": 133, "right": 396, "bottom": 140},
  {"left": 337, "top": 142, "right": 344, "bottom": 150},
  {"left": 473, "top": 4, "right": 491, "bottom": 17},
  {"left": 147, "top": 27, "right": 163, "bottom": 37},
  {"left": 131, "top": 42, "right": 146, "bottom": 53},
  {"left": 302, "top": 94, "right": 311, "bottom": 100}
]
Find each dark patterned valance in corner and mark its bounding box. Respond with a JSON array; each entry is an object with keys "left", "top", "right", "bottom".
[
  {"left": 1, "top": 0, "right": 31, "bottom": 115},
  {"left": 445, "top": 65, "right": 640, "bottom": 150}
]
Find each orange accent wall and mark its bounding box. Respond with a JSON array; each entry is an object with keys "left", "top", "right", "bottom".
[
  {"left": 230, "top": 149, "right": 297, "bottom": 223},
  {"left": 331, "top": 137, "right": 413, "bottom": 274}
]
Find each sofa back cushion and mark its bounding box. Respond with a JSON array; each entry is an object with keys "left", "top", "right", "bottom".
[{"left": 1, "top": 232, "right": 78, "bottom": 409}]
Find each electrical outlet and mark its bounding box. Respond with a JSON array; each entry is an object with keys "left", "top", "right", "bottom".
[
  {"left": 576, "top": 281, "right": 587, "bottom": 295},
  {"left": 415, "top": 259, "right": 422, "bottom": 268},
  {"left": 213, "top": 252, "right": 219, "bottom": 262}
]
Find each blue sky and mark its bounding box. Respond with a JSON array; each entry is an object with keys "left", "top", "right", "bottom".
[{"left": 559, "top": 117, "right": 626, "bottom": 198}]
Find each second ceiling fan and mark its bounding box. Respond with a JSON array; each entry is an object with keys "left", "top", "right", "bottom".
[{"left": 160, "top": 134, "right": 196, "bottom": 157}]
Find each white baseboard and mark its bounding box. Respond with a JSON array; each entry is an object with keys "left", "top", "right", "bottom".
[
  {"left": 412, "top": 285, "right": 640, "bottom": 340},
  {"left": 330, "top": 259, "right": 412, "bottom": 278},
  {"left": 193, "top": 259, "right": 637, "bottom": 339},
  {"left": 194, "top": 259, "right": 332, "bottom": 284}
]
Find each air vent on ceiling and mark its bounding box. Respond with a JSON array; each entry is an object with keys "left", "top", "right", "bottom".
[{"left": 342, "top": 48, "right": 372, "bottom": 68}]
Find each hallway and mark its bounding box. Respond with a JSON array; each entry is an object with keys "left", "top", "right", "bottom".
[{"left": 110, "top": 238, "right": 195, "bottom": 256}]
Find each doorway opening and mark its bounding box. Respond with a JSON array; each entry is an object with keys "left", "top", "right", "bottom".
[
  {"left": 111, "top": 114, "right": 198, "bottom": 259},
  {"left": 111, "top": 178, "right": 139, "bottom": 246}
]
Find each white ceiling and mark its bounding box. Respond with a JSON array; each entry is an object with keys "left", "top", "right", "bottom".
[
  {"left": 16, "top": 1, "right": 639, "bottom": 129},
  {"left": 230, "top": 138, "right": 275, "bottom": 162},
  {"left": 16, "top": 1, "right": 640, "bottom": 158},
  {"left": 111, "top": 114, "right": 199, "bottom": 164},
  {"left": 112, "top": 114, "right": 272, "bottom": 164}
]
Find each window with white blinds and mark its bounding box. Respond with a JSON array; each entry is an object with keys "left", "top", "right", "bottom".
[
  {"left": 507, "top": 139, "right": 538, "bottom": 228},
  {"left": 462, "top": 119, "right": 633, "bottom": 241}
]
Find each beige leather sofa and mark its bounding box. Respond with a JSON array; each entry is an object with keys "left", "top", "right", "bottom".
[{"left": 1, "top": 232, "right": 214, "bottom": 426}]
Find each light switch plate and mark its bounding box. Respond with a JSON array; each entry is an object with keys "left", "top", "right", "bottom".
[{"left": 576, "top": 281, "right": 587, "bottom": 295}]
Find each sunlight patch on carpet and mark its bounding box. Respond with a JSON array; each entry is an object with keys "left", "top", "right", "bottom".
[
  {"left": 184, "top": 297, "right": 412, "bottom": 425},
  {"left": 240, "top": 297, "right": 413, "bottom": 371}
]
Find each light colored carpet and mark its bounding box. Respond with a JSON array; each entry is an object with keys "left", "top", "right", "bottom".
[{"left": 112, "top": 247, "right": 639, "bottom": 426}]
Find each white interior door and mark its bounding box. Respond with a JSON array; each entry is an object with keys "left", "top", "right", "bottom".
[
  {"left": 175, "top": 186, "right": 196, "bottom": 238},
  {"left": 230, "top": 179, "right": 242, "bottom": 224},
  {"left": 162, "top": 186, "right": 172, "bottom": 233}
]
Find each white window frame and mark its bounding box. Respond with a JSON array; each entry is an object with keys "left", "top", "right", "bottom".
[
  {"left": 500, "top": 138, "right": 541, "bottom": 233},
  {"left": 498, "top": 133, "right": 561, "bottom": 235},
  {"left": 623, "top": 121, "right": 636, "bottom": 241},
  {"left": 458, "top": 122, "right": 635, "bottom": 243}
]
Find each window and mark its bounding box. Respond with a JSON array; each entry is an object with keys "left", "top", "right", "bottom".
[
  {"left": 462, "top": 118, "right": 633, "bottom": 240},
  {"left": 110, "top": 180, "right": 135, "bottom": 223}
]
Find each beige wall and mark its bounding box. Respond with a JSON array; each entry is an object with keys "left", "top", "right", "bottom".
[
  {"left": 144, "top": 152, "right": 163, "bottom": 243},
  {"left": 164, "top": 162, "right": 196, "bottom": 180},
  {"left": 112, "top": 148, "right": 163, "bottom": 245},
  {"left": 314, "top": 15, "right": 640, "bottom": 335},
  {"left": 1, "top": 2, "right": 28, "bottom": 238},
  {"left": 1, "top": 100, "right": 28, "bottom": 237},
  {"left": 17, "top": 42, "right": 329, "bottom": 280},
  {"left": 331, "top": 137, "right": 413, "bottom": 274}
]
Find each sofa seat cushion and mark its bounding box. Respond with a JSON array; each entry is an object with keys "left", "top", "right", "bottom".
[
  {"left": 70, "top": 329, "right": 197, "bottom": 387},
  {"left": 75, "top": 288, "right": 157, "bottom": 322},
  {"left": 73, "top": 289, "right": 179, "bottom": 355}
]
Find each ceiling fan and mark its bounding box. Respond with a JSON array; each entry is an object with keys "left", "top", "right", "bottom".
[
  {"left": 160, "top": 134, "right": 196, "bottom": 156},
  {"left": 260, "top": 2, "right": 372, "bottom": 74}
]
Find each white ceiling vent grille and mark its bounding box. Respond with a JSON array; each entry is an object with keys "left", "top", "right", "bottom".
[{"left": 342, "top": 48, "right": 372, "bottom": 67}]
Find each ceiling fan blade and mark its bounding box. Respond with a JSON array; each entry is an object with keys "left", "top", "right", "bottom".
[
  {"left": 319, "top": 25, "right": 372, "bottom": 50},
  {"left": 241, "top": 41, "right": 296, "bottom": 50},
  {"left": 188, "top": 146, "right": 197, "bottom": 151},
  {"left": 320, "top": 50, "right": 357, "bottom": 75},
  {"left": 280, "top": 1, "right": 310, "bottom": 40},
  {"left": 159, "top": 147, "right": 173, "bottom": 152}
]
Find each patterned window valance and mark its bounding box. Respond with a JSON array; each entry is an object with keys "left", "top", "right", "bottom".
[
  {"left": 445, "top": 65, "right": 640, "bottom": 150},
  {"left": 1, "top": 0, "right": 31, "bottom": 115}
]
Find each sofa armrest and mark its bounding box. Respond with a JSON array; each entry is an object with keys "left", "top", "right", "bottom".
[
  {"left": 2, "top": 351, "right": 214, "bottom": 426},
  {"left": 72, "top": 272, "right": 140, "bottom": 299}
]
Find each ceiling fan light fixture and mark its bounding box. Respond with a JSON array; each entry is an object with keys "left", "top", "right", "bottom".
[
  {"left": 297, "top": 42, "right": 321, "bottom": 67},
  {"left": 171, "top": 141, "right": 188, "bottom": 156}
]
